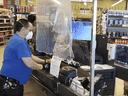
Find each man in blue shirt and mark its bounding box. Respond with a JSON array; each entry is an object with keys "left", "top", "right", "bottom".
[{"left": 0, "top": 19, "right": 51, "bottom": 96}]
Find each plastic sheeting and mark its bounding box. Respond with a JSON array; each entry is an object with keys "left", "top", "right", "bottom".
[{"left": 36, "top": 0, "right": 74, "bottom": 60}]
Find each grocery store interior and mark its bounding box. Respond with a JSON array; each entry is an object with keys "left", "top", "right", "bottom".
[{"left": 0, "top": 0, "right": 128, "bottom": 96}]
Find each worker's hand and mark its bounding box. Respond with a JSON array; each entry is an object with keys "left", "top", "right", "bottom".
[
  {"left": 45, "top": 59, "right": 52, "bottom": 64},
  {"left": 42, "top": 63, "right": 50, "bottom": 70},
  {"left": 41, "top": 59, "right": 52, "bottom": 70}
]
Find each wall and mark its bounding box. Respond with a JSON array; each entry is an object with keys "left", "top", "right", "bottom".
[
  {"left": 0, "top": 0, "right": 3, "bottom": 5},
  {"left": 72, "top": 0, "right": 126, "bottom": 19},
  {"left": 21, "top": 0, "right": 36, "bottom": 6},
  {"left": 21, "top": 0, "right": 25, "bottom": 6}
]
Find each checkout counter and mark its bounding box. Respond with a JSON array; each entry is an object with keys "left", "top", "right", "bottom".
[
  {"left": 32, "top": 1, "right": 117, "bottom": 95},
  {"left": 30, "top": 35, "right": 116, "bottom": 96}
]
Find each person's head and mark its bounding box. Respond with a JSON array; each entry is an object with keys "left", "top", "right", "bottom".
[
  {"left": 16, "top": 19, "right": 33, "bottom": 40},
  {"left": 28, "top": 14, "right": 36, "bottom": 26}
]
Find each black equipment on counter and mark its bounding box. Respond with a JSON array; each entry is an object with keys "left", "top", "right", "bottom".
[
  {"left": 59, "top": 66, "right": 77, "bottom": 86},
  {"left": 95, "top": 54, "right": 103, "bottom": 64},
  {"left": 96, "top": 35, "right": 108, "bottom": 64}
]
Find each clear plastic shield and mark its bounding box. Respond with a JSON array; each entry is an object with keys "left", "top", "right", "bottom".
[{"left": 36, "top": 0, "right": 74, "bottom": 60}]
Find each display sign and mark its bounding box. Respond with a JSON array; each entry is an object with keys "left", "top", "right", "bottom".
[
  {"left": 80, "top": 10, "right": 90, "bottom": 15},
  {"left": 50, "top": 56, "right": 62, "bottom": 78}
]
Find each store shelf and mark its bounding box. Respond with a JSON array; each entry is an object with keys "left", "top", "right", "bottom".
[
  {"left": 0, "top": 34, "right": 13, "bottom": 38},
  {"left": 108, "top": 15, "right": 123, "bottom": 18},
  {"left": 0, "top": 13, "right": 13, "bottom": 44},
  {"left": 0, "top": 23, "right": 10, "bottom": 24},
  {"left": 4, "top": 34, "right": 13, "bottom": 37},
  {"left": 0, "top": 36, "right": 4, "bottom": 38},
  {"left": 108, "top": 26, "right": 128, "bottom": 32},
  {"left": 0, "top": 19, "right": 10, "bottom": 20},
  {"left": 0, "top": 39, "right": 8, "bottom": 44},
  {"left": 114, "top": 62, "right": 128, "bottom": 69},
  {"left": 16, "top": 12, "right": 29, "bottom": 14},
  {"left": 0, "top": 26, "right": 13, "bottom": 28},
  {"left": 110, "top": 37, "right": 128, "bottom": 39},
  {"left": 0, "top": 30, "right": 12, "bottom": 33},
  {"left": 0, "top": 14, "right": 9, "bottom": 17}
]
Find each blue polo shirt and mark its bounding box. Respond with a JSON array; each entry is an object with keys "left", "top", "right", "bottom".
[{"left": 1, "top": 33, "right": 32, "bottom": 85}]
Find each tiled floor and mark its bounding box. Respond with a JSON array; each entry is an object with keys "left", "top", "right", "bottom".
[{"left": 0, "top": 44, "right": 125, "bottom": 96}]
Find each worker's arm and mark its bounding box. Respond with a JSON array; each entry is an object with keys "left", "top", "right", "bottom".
[
  {"left": 32, "top": 54, "right": 52, "bottom": 64},
  {"left": 21, "top": 57, "right": 43, "bottom": 70},
  {"left": 31, "top": 54, "right": 45, "bottom": 64}
]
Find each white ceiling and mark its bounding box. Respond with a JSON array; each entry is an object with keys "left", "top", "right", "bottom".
[{"left": 70, "top": 0, "right": 93, "bottom": 2}]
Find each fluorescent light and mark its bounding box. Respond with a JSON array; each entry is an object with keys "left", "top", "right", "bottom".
[
  {"left": 28, "top": 1, "right": 33, "bottom": 3},
  {"left": 84, "top": 2, "right": 87, "bottom": 6},
  {"left": 111, "top": 0, "right": 124, "bottom": 7},
  {"left": 53, "top": 0, "right": 61, "bottom": 5}
]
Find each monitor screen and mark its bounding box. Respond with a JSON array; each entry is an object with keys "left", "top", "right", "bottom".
[{"left": 72, "top": 21, "right": 92, "bottom": 40}]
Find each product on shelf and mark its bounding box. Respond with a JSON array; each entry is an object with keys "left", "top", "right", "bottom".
[
  {"left": 20, "top": 6, "right": 23, "bottom": 12},
  {"left": 5, "top": 32, "right": 9, "bottom": 35},
  {"left": 116, "top": 32, "right": 119, "bottom": 37},
  {"left": 16, "top": 5, "right": 34, "bottom": 13},
  {"left": 114, "top": 20, "right": 118, "bottom": 26},
  {"left": 118, "top": 19, "right": 123, "bottom": 26},
  {"left": 0, "top": 33, "right": 4, "bottom": 36},
  {"left": 0, "top": 38, "right": 3, "bottom": 42},
  {"left": 109, "top": 11, "right": 112, "bottom": 16},
  {"left": 23, "top": 6, "right": 26, "bottom": 13},
  {"left": 123, "top": 32, "right": 127, "bottom": 36},
  {"left": 120, "top": 32, "right": 123, "bottom": 37},
  {"left": 112, "top": 32, "right": 116, "bottom": 37},
  {"left": 115, "top": 45, "right": 128, "bottom": 66},
  {"left": 16, "top": 6, "right": 19, "bottom": 12},
  {"left": 108, "top": 20, "right": 113, "bottom": 26},
  {"left": 123, "top": 20, "right": 127, "bottom": 27},
  {"left": 107, "top": 31, "right": 111, "bottom": 38}
]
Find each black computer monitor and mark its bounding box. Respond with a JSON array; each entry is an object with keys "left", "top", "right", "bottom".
[
  {"left": 72, "top": 21, "right": 108, "bottom": 64},
  {"left": 72, "top": 21, "right": 92, "bottom": 65}
]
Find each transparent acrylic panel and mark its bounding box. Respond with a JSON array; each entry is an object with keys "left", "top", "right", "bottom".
[{"left": 36, "top": 0, "right": 74, "bottom": 60}]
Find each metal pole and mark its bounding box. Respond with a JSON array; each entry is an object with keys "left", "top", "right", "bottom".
[
  {"left": 14, "top": 4, "right": 17, "bottom": 34},
  {"left": 90, "top": 0, "right": 97, "bottom": 96}
]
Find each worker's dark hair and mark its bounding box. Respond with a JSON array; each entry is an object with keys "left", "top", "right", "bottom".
[
  {"left": 16, "top": 19, "right": 29, "bottom": 32},
  {"left": 28, "top": 14, "right": 36, "bottom": 25}
]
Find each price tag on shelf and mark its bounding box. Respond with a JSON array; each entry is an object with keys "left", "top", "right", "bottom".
[
  {"left": 122, "top": 36, "right": 128, "bottom": 39},
  {"left": 4, "top": 19, "right": 6, "bottom": 24}
]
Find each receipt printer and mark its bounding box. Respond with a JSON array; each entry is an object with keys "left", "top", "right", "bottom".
[{"left": 59, "top": 66, "right": 77, "bottom": 86}]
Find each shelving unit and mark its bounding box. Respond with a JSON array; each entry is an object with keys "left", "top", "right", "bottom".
[
  {"left": 96, "top": 11, "right": 107, "bottom": 35},
  {"left": 0, "top": 14, "right": 13, "bottom": 44},
  {"left": 13, "top": 5, "right": 30, "bottom": 33},
  {"left": 106, "top": 10, "right": 128, "bottom": 82},
  {"left": 106, "top": 10, "right": 128, "bottom": 42},
  {"left": 108, "top": 26, "right": 128, "bottom": 32},
  {"left": 107, "top": 10, "right": 128, "bottom": 34}
]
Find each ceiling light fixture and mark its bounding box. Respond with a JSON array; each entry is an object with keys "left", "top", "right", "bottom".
[
  {"left": 53, "top": 0, "right": 61, "bottom": 5},
  {"left": 111, "top": 0, "right": 124, "bottom": 7},
  {"left": 28, "top": 1, "right": 33, "bottom": 3},
  {"left": 84, "top": 2, "right": 87, "bottom": 6}
]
